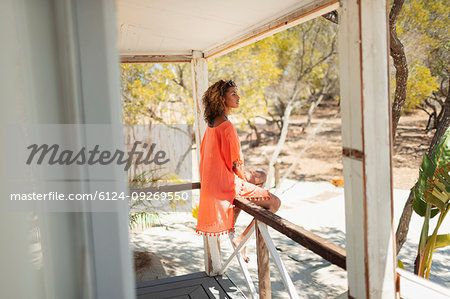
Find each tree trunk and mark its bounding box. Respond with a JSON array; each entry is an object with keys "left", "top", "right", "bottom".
[
  {"left": 303, "top": 94, "right": 325, "bottom": 132},
  {"left": 389, "top": 0, "right": 408, "bottom": 139},
  {"left": 386, "top": 0, "right": 412, "bottom": 254},
  {"left": 247, "top": 120, "right": 261, "bottom": 147},
  {"left": 266, "top": 100, "right": 299, "bottom": 187}
]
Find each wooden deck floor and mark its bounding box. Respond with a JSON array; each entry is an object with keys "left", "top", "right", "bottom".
[{"left": 136, "top": 271, "right": 246, "bottom": 299}]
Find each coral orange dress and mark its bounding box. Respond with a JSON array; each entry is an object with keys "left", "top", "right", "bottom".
[{"left": 196, "top": 120, "right": 271, "bottom": 236}]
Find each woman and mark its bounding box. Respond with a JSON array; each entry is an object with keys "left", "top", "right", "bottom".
[{"left": 196, "top": 79, "right": 281, "bottom": 262}]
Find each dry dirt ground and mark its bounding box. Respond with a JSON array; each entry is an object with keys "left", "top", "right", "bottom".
[{"left": 240, "top": 98, "right": 433, "bottom": 190}]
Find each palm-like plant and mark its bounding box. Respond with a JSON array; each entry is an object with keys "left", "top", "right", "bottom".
[
  {"left": 413, "top": 127, "right": 449, "bottom": 278},
  {"left": 129, "top": 169, "right": 163, "bottom": 230},
  {"left": 128, "top": 168, "right": 187, "bottom": 230}
]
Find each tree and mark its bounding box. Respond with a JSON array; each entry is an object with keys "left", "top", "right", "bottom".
[
  {"left": 208, "top": 38, "right": 282, "bottom": 145},
  {"left": 323, "top": 0, "right": 449, "bottom": 254},
  {"left": 121, "top": 63, "right": 193, "bottom": 125},
  {"left": 393, "top": 0, "right": 450, "bottom": 253},
  {"left": 393, "top": 0, "right": 445, "bottom": 116},
  {"left": 264, "top": 17, "right": 338, "bottom": 187}
]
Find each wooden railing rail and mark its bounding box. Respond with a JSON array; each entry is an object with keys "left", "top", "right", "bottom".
[
  {"left": 129, "top": 182, "right": 200, "bottom": 194},
  {"left": 129, "top": 182, "right": 346, "bottom": 270},
  {"left": 130, "top": 182, "right": 346, "bottom": 298},
  {"left": 234, "top": 197, "right": 347, "bottom": 270}
]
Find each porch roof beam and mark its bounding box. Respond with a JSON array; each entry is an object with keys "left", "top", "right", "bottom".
[
  {"left": 204, "top": 0, "right": 338, "bottom": 60},
  {"left": 119, "top": 0, "right": 338, "bottom": 63},
  {"left": 120, "top": 54, "right": 192, "bottom": 64}
]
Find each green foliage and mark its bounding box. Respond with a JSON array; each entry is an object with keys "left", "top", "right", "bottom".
[
  {"left": 397, "top": 259, "right": 406, "bottom": 270},
  {"left": 273, "top": 17, "right": 337, "bottom": 79},
  {"left": 435, "top": 234, "right": 450, "bottom": 250},
  {"left": 394, "top": 0, "right": 449, "bottom": 111},
  {"left": 121, "top": 63, "right": 193, "bottom": 125},
  {"left": 414, "top": 128, "right": 450, "bottom": 217},
  {"left": 128, "top": 168, "right": 187, "bottom": 230},
  {"left": 423, "top": 164, "right": 450, "bottom": 211},
  {"left": 413, "top": 128, "right": 450, "bottom": 278},
  {"left": 403, "top": 62, "right": 439, "bottom": 111},
  {"left": 129, "top": 212, "right": 161, "bottom": 231},
  {"left": 208, "top": 38, "right": 282, "bottom": 130},
  {"left": 397, "top": 0, "right": 449, "bottom": 49},
  {"left": 128, "top": 169, "right": 162, "bottom": 230},
  {"left": 405, "top": 2, "right": 450, "bottom": 267}
]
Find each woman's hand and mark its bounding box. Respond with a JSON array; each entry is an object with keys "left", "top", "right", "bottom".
[
  {"left": 232, "top": 160, "right": 247, "bottom": 181},
  {"left": 244, "top": 170, "right": 267, "bottom": 187}
]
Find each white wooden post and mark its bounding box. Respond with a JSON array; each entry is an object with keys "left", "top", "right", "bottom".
[
  {"left": 257, "top": 222, "right": 299, "bottom": 299},
  {"left": 203, "top": 235, "right": 222, "bottom": 276},
  {"left": 191, "top": 50, "right": 208, "bottom": 165},
  {"left": 191, "top": 50, "right": 222, "bottom": 276},
  {"left": 339, "top": 1, "right": 396, "bottom": 298},
  {"left": 256, "top": 220, "right": 271, "bottom": 299}
]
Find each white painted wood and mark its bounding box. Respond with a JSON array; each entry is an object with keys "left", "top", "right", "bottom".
[
  {"left": 204, "top": 235, "right": 223, "bottom": 276},
  {"left": 191, "top": 51, "right": 208, "bottom": 167},
  {"left": 205, "top": 0, "right": 338, "bottom": 60},
  {"left": 256, "top": 221, "right": 271, "bottom": 299},
  {"left": 338, "top": 1, "right": 363, "bottom": 151},
  {"left": 229, "top": 233, "right": 258, "bottom": 299},
  {"left": 340, "top": 157, "right": 366, "bottom": 297},
  {"left": 360, "top": 1, "right": 396, "bottom": 298},
  {"left": 257, "top": 222, "right": 300, "bottom": 299},
  {"left": 397, "top": 269, "right": 450, "bottom": 299},
  {"left": 338, "top": 0, "right": 366, "bottom": 296},
  {"left": 191, "top": 51, "right": 218, "bottom": 276},
  {"left": 334, "top": 291, "right": 348, "bottom": 299},
  {"left": 339, "top": 0, "right": 395, "bottom": 298},
  {"left": 121, "top": 54, "right": 192, "bottom": 63},
  {"left": 116, "top": 0, "right": 338, "bottom": 59},
  {"left": 220, "top": 226, "right": 255, "bottom": 274}
]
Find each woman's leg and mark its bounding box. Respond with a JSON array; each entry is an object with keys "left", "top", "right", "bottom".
[
  {"left": 233, "top": 169, "right": 268, "bottom": 225},
  {"left": 233, "top": 170, "right": 281, "bottom": 262},
  {"left": 233, "top": 169, "right": 267, "bottom": 225},
  {"left": 232, "top": 192, "right": 281, "bottom": 262}
]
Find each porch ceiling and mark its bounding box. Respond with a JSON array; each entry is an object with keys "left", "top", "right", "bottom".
[{"left": 116, "top": 0, "right": 337, "bottom": 61}]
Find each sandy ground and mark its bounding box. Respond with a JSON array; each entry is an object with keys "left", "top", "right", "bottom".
[{"left": 130, "top": 104, "right": 449, "bottom": 297}]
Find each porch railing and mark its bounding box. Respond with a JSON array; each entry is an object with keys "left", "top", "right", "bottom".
[{"left": 130, "top": 182, "right": 347, "bottom": 298}]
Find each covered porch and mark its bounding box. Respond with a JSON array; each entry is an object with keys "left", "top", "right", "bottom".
[
  {"left": 2, "top": 0, "right": 448, "bottom": 298},
  {"left": 118, "top": 0, "right": 388, "bottom": 297}
]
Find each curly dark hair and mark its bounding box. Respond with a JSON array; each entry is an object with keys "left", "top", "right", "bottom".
[{"left": 202, "top": 80, "right": 237, "bottom": 127}]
